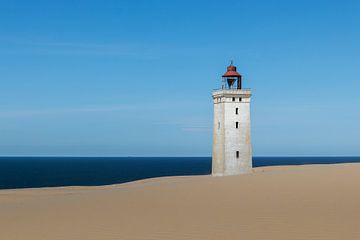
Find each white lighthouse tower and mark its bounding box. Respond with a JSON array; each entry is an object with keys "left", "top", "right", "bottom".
[{"left": 212, "top": 63, "right": 252, "bottom": 176}]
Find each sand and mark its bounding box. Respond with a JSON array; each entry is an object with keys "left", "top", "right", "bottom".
[{"left": 1, "top": 163, "right": 360, "bottom": 240}]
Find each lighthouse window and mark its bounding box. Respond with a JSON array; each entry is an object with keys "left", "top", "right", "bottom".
[
  {"left": 236, "top": 151, "right": 239, "bottom": 158},
  {"left": 239, "top": 98, "right": 242, "bottom": 102},
  {"left": 232, "top": 97, "right": 235, "bottom": 102},
  {"left": 236, "top": 122, "right": 239, "bottom": 128},
  {"left": 235, "top": 108, "right": 238, "bottom": 115}
]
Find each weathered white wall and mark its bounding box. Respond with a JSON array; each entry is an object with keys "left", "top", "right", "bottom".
[
  {"left": 212, "top": 89, "right": 252, "bottom": 176},
  {"left": 212, "top": 96, "right": 225, "bottom": 175}
]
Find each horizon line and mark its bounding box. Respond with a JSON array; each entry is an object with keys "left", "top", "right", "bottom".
[{"left": 1, "top": 155, "right": 360, "bottom": 158}]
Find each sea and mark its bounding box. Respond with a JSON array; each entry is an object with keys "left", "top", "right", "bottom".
[{"left": 1, "top": 156, "right": 360, "bottom": 190}]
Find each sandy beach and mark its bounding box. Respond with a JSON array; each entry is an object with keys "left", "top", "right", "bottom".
[{"left": 1, "top": 163, "right": 360, "bottom": 240}]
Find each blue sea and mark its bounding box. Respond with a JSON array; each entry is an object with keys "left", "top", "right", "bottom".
[{"left": 1, "top": 156, "right": 360, "bottom": 190}]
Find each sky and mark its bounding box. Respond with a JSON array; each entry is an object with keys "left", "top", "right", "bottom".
[{"left": 0, "top": 0, "right": 360, "bottom": 156}]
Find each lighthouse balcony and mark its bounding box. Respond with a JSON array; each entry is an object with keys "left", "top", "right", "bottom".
[
  {"left": 212, "top": 88, "right": 251, "bottom": 96},
  {"left": 212, "top": 88, "right": 251, "bottom": 101}
]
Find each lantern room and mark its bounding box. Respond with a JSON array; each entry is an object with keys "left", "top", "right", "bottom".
[{"left": 222, "top": 63, "right": 242, "bottom": 89}]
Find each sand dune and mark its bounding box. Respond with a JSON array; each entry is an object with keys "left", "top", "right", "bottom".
[{"left": 1, "top": 163, "right": 360, "bottom": 240}]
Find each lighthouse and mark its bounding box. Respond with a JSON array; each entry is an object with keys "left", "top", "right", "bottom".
[{"left": 212, "top": 63, "right": 252, "bottom": 176}]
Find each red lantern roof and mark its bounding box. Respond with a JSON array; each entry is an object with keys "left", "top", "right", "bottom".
[{"left": 222, "top": 64, "right": 241, "bottom": 77}]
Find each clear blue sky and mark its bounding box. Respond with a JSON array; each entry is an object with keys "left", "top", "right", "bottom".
[{"left": 0, "top": 0, "right": 359, "bottom": 156}]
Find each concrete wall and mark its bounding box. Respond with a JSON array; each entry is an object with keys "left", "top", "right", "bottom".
[
  {"left": 212, "top": 96, "right": 225, "bottom": 175},
  {"left": 212, "top": 89, "right": 252, "bottom": 176}
]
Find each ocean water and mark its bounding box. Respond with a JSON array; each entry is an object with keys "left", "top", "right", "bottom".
[{"left": 0, "top": 156, "right": 360, "bottom": 190}]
